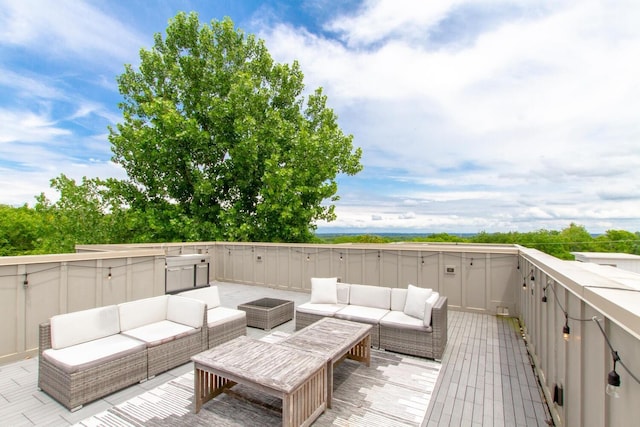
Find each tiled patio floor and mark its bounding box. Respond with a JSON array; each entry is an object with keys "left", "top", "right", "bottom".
[{"left": 0, "top": 282, "right": 552, "bottom": 426}]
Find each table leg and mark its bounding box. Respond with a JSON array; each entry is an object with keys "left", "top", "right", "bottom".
[
  {"left": 326, "top": 361, "right": 334, "bottom": 408},
  {"left": 288, "top": 366, "right": 326, "bottom": 427},
  {"left": 347, "top": 334, "right": 371, "bottom": 367},
  {"left": 363, "top": 334, "right": 371, "bottom": 367},
  {"left": 194, "top": 367, "right": 235, "bottom": 413},
  {"left": 282, "top": 393, "right": 292, "bottom": 427}
]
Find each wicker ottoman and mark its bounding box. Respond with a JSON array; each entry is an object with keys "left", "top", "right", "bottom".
[{"left": 238, "top": 298, "right": 294, "bottom": 330}]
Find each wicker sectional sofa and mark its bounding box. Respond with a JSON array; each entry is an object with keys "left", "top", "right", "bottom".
[
  {"left": 117, "top": 295, "right": 207, "bottom": 378},
  {"left": 38, "top": 294, "right": 207, "bottom": 411},
  {"left": 296, "top": 279, "right": 448, "bottom": 360},
  {"left": 179, "top": 286, "right": 247, "bottom": 349}
]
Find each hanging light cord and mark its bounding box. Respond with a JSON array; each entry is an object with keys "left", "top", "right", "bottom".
[
  {"left": 543, "top": 278, "right": 640, "bottom": 383},
  {"left": 592, "top": 317, "right": 640, "bottom": 384}
]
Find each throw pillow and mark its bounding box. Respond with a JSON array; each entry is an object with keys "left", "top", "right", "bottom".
[
  {"left": 403, "top": 284, "right": 433, "bottom": 320},
  {"left": 310, "top": 277, "right": 338, "bottom": 304}
]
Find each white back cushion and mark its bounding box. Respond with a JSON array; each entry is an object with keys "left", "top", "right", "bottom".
[
  {"left": 118, "top": 295, "right": 169, "bottom": 332},
  {"left": 349, "top": 284, "right": 391, "bottom": 309},
  {"left": 310, "top": 277, "right": 338, "bottom": 304},
  {"left": 50, "top": 305, "right": 120, "bottom": 350},
  {"left": 167, "top": 295, "right": 205, "bottom": 328},
  {"left": 423, "top": 292, "right": 440, "bottom": 326},
  {"left": 403, "top": 285, "right": 433, "bottom": 320},
  {"left": 337, "top": 283, "right": 351, "bottom": 304},
  {"left": 391, "top": 288, "right": 408, "bottom": 311},
  {"left": 179, "top": 286, "right": 221, "bottom": 309}
]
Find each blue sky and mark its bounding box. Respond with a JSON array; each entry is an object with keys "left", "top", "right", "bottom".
[{"left": 1, "top": 0, "right": 639, "bottom": 234}]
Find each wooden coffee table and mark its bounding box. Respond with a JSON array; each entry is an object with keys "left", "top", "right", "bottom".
[
  {"left": 192, "top": 336, "right": 326, "bottom": 426},
  {"left": 278, "top": 317, "right": 371, "bottom": 408},
  {"left": 238, "top": 298, "right": 294, "bottom": 330}
]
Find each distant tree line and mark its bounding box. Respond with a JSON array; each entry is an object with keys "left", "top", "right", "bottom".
[
  {"left": 1, "top": 193, "right": 638, "bottom": 260},
  {"left": 317, "top": 224, "right": 640, "bottom": 260}
]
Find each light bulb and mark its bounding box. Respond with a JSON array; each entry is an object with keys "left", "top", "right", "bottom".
[
  {"left": 607, "top": 358, "right": 621, "bottom": 398},
  {"left": 606, "top": 383, "right": 620, "bottom": 398},
  {"left": 563, "top": 324, "right": 570, "bottom": 341}
]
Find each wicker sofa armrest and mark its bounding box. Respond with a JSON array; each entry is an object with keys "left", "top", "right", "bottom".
[
  {"left": 430, "top": 296, "right": 448, "bottom": 358},
  {"left": 39, "top": 322, "right": 52, "bottom": 356},
  {"left": 38, "top": 322, "right": 52, "bottom": 392}
]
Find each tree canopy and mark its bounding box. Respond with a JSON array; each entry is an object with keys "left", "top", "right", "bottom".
[{"left": 109, "top": 12, "right": 362, "bottom": 242}]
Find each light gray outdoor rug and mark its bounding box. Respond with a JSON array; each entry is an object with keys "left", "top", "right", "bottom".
[{"left": 77, "top": 334, "right": 441, "bottom": 426}]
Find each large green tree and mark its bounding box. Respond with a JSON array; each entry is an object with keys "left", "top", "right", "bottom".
[
  {"left": 109, "top": 12, "right": 362, "bottom": 242},
  {"left": 0, "top": 204, "right": 43, "bottom": 255},
  {"left": 32, "top": 175, "right": 138, "bottom": 253}
]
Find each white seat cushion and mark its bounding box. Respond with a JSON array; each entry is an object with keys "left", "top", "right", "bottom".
[
  {"left": 121, "top": 320, "right": 197, "bottom": 347},
  {"left": 296, "top": 302, "right": 346, "bottom": 316},
  {"left": 380, "top": 311, "right": 433, "bottom": 332},
  {"left": 207, "top": 307, "right": 246, "bottom": 327},
  {"left": 310, "top": 277, "right": 338, "bottom": 304},
  {"left": 334, "top": 305, "right": 390, "bottom": 323},
  {"left": 404, "top": 285, "right": 433, "bottom": 320},
  {"left": 43, "top": 334, "right": 146, "bottom": 374}
]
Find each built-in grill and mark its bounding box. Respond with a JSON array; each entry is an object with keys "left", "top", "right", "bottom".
[{"left": 165, "top": 254, "right": 210, "bottom": 293}]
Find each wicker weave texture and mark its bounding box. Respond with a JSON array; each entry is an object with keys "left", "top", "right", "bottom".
[
  {"left": 147, "top": 329, "right": 204, "bottom": 378},
  {"left": 295, "top": 296, "right": 448, "bottom": 359},
  {"left": 294, "top": 311, "right": 325, "bottom": 331},
  {"left": 366, "top": 324, "right": 380, "bottom": 348},
  {"left": 380, "top": 296, "right": 448, "bottom": 360},
  {"left": 238, "top": 299, "right": 294, "bottom": 330},
  {"left": 208, "top": 316, "right": 247, "bottom": 348},
  {"left": 38, "top": 323, "right": 147, "bottom": 411}
]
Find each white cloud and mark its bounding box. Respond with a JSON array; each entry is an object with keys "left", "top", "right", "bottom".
[
  {"left": 325, "top": 0, "right": 461, "bottom": 47},
  {"left": 398, "top": 211, "right": 416, "bottom": 219},
  {"left": 0, "top": 160, "right": 127, "bottom": 206},
  {"left": 0, "top": 68, "right": 64, "bottom": 100},
  {"left": 261, "top": 0, "right": 640, "bottom": 232},
  {"left": 0, "top": 108, "right": 70, "bottom": 144},
  {"left": 0, "top": 0, "right": 146, "bottom": 66}
]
